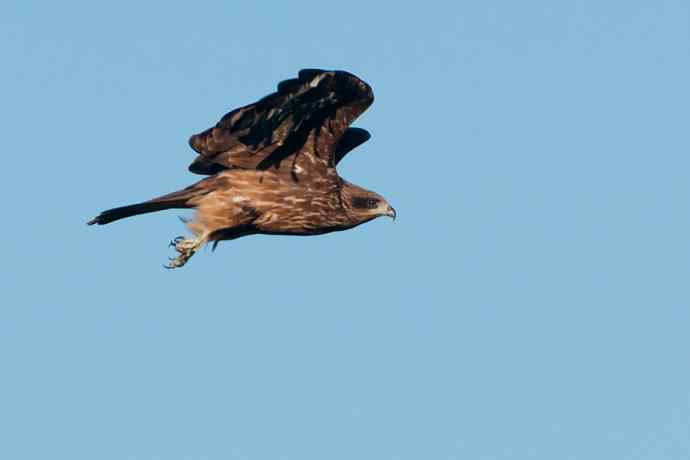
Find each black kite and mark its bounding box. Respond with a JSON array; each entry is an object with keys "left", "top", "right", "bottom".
[{"left": 88, "top": 69, "right": 395, "bottom": 268}]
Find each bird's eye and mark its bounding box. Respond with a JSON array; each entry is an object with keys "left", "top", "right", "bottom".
[{"left": 352, "top": 197, "right": 379, "bottom": 209}]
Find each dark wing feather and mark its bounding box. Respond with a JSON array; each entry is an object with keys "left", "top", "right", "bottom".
[
  {"left": 188, "top": 69, "right": 374, "bottom": 176},
  {"left": 334, "top": 127, "right": 371, "bottom": 165}
]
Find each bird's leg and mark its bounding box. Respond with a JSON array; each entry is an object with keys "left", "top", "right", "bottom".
[{"left": 164, "top": 235, "right": 205, "bottom": 269}]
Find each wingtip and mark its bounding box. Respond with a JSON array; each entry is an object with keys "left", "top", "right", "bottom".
[{"left": 350, "top": 127, "right": 371, "bottom": 141}]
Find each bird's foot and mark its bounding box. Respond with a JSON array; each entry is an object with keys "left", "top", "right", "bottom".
[{"left": 165, "top": 236, "right": 201, "bottom": 269}]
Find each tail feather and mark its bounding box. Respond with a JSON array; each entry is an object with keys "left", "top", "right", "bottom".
[
  {"left": 87, "top": 200, "right": 188, "bottom": 225},
  {"left": 87, "top": 182, "right": 211, "bottom": 226}
]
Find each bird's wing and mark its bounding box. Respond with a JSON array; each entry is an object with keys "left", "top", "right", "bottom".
[
  {"left": 188, "top": 69, "right": 374, "bottom": 176},
  {"left": 334, "top": 127, "right": 371, "bottom": 165}
]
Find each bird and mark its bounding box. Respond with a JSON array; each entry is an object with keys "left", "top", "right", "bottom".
[{"left": 87, "top": 69, "right": 396, "bottom": 268}]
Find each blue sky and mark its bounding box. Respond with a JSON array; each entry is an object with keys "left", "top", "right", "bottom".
[{"left": 2, "top": 1, "right": 689, "bottom": 459}]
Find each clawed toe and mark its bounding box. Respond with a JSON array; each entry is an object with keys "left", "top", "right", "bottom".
[
  {"left": 169, "top": 236, "right": 184, "bottom": 248},
  {"left": 165, "top": 253, "right": 190, "bottom": 269}
]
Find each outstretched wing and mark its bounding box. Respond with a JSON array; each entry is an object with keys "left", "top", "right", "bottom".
[{"left": 188, "top": 69, "right": 374, "bottom": 176}]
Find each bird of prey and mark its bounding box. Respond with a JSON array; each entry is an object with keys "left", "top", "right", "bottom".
[{"left": 87, "top": 69, "right": 395, "bottom": 268}]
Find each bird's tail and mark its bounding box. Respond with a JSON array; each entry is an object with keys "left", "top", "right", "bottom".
[{"left": 87, "top": 182, "right": 210, "bottom": 226}]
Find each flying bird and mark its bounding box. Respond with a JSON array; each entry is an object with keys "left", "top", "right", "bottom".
[{"left": 87, "top": 69, "right": 395, "bottom": 268}]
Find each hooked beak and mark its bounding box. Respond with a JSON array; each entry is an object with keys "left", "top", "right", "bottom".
[{"left": 386, "top": 205, "right": 397, "bottom": 221}]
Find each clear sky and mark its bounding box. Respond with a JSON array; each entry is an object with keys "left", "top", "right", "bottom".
[{"left": 2, "top": 0, "right": 689, "bottom": 459}]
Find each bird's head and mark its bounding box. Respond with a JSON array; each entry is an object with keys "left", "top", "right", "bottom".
[{"left": 340, "top": 181, "right": 396, "bottom": 225}]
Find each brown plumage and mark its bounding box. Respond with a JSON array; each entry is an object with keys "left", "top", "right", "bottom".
[{"left": 88, "top": 69, "right": 395, "bottom": 268}]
